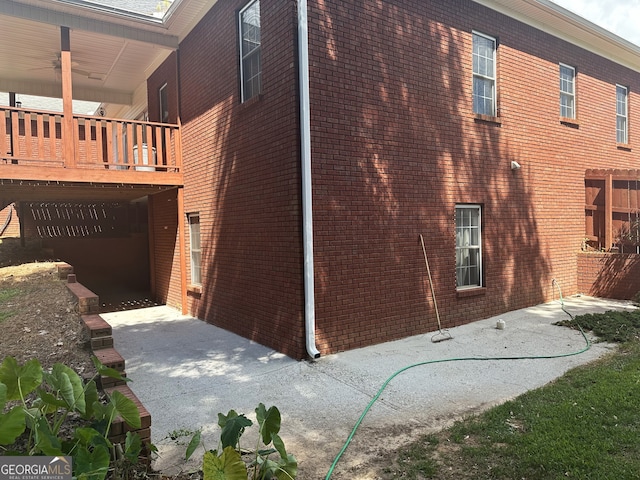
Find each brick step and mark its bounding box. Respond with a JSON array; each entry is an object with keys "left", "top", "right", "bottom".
[
  {"left": 65, "top": 276, "right": 100, "bottom": 314},
  {"left": 105, "top": 385, "right": 152, "bottom": 444},
  {"left": 82, "top": 314, "right": 112, "bottom": 337},
  {"left": 100, "top": 371, "right": 128, "bottom": 389},
  {"left": 91, "top": 336, "right": 114, "bottom": 350},
  {"left": 81, "top": 314, "right": 114, "bottom": 350},
  {"left": 93, "top": 347, "right": 125, "bottom": 372},
  {"left": 55, "top": 262, "right": 74, "bottom": 280}
]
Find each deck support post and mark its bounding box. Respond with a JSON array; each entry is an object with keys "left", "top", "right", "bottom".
[
  {"left": 177, "top": 187, "right": 187, "bottom": 314},
  {"left": 605, "top": 173, "right": 613, "bottom": 251},
  {"left": 60, "top": 26, "right": 76, "bottom": 168}
]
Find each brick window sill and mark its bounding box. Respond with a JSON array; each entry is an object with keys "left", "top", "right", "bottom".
[
  {"left": 456, "top": 287, "right": 486, "bottom": 298},
  {"left": 187, "top": 284, "right": 202, "bottom": 296},
  {"left": 617, "top": 143, "right": 632, "bottom": 151},
  {"left": 240, "top": 93, "right": 263, "bottom": 109},
  {"left": 474, "top": 114, "right": 501, "bottom": 125},
  {"left": 560, "top": 117, "right": 579, "bottom": 128}
]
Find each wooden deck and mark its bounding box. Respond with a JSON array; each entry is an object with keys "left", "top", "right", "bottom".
[{"left": 0, "top": 106, "right": 183, "bottom": 193}]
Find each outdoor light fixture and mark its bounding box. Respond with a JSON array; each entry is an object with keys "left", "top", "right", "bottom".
[{"left": 511, "top": 161, "right": 521, "bottom": 170}]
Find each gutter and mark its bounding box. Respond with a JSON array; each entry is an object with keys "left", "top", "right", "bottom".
[{"left": 298, "top": 0, "right": 321, "bottom": 359}]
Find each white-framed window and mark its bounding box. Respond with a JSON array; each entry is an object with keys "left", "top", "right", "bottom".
[
  {"left": 159, "top": 83, "right": 169, "bottom": 123},
  {"left": 239, "top": 0, "right": 261, "bottom": 102},
  {"left": 560, "top": 64, "right": 576, "bottom": 119},
  {"left": 617, "top": 84, "right": 628, "bottom": 144},
  {"left": 472, "top": 32, "right": 496, "bottom": 116},
  {"left": 456, "top": 205, "right": 482, "bottom": 289},
  {"left": 188, "top": 213, "right": 202, "bottom": 286}
]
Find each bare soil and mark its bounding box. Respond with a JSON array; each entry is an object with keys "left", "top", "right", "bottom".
[{"left": 0, "top": 237, "right": 95, "bottom": 376}]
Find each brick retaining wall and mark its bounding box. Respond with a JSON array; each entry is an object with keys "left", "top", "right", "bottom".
[
  {"left": 57, "top": 262, "right": 152, "bottom": 458},
  {"left": 577, "top": 253, "right": 640, "bottom": 299}
]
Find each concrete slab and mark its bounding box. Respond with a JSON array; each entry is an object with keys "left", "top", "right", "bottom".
[{"left": 102, "top": 295, "right": 634, "bottom": 479}]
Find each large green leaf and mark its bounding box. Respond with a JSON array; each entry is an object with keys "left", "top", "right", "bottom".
[
  {"left": 256, "top": 404, "right": 281, "bottom": 445},
  {"left": 0, "top": 382, "right": 6, "bottom": 410},
  {"left": 0, "top": 357, "right": 42, "bottom": 401},
  {"left": 275, "top": 454, "right": 298, "bottom": 480},
  {"left": 219, "top": 412, "right": 252, "bottom": 450},
  {"left": 124, "top": 431, "right": 143, "bottom": 463},
  {"left": 47, "top": 363, "right": 86, "bottom": 414},
  {"left": 75, "top": 444, "right": 110, "bottom": 480},
  {"left": 109, "top": 390, "right": 141, "bottom": 430},
  {"left": 185, "top": 429, "right": 202, "bottom": 461},
  {"left": 24, "top": 407, "right": 42, "bottom": 431},
  {"left": 217, "top": 409, "right": 239, "bottom": 428},
  {"left": 34, "top": 416, "right": 64, "bottom": 456},
  {"left": 272, "top": 434, "right": 287, "bottom": 460},
  {"left": 83, "top": 380, "right": 99, "bottom": 420},
  {"left": 0, "top": 406, "right": 26, "bottom": 445},
  {"left": 91, "top": 357, "right": 130, "bottom": 383},
  {"left": 203, "top": 447, "right": 247, "bottom": 480},
  {"left": 73, "top": 427, "right": 111, "bottom": 448},
  {"left": 36, "top": 389, "right": 69, "bottom": 413}
]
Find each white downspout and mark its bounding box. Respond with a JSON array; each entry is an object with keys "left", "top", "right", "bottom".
[{"left": 298, "top": 0, "right": 321, "bottom": 359}]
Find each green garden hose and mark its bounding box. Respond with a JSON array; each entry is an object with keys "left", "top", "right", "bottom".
[{"left": 324, "top": 279, "right": 589, "bottom": 479}]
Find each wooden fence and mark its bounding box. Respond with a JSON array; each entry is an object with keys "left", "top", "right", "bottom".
[{"left": 585, "top": 169, "right": 640, "bottom": 252}]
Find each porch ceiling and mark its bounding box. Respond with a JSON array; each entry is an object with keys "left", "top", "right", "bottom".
[{"left": 0, "top": 0, "right": 218, "bottom": 105}]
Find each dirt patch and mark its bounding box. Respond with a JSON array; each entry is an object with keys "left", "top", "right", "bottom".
[{"left": 0, "top": 239, "right": 95, "bottom": 376}]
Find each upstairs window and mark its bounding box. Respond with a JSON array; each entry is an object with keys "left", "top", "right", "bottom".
[
  {"left": 239, "top": 0, "right": 261, "bottom": 102},
  {"left": 617, "top": 85, "right": 628, "bottom": 144},
  {"left": 456, "top": 205, "right": 482, "bottom": 289},
  {"left": 188, "top": 213, "right": 202, "bottom": 286},
  {"left": 560, "top": 64, "right": 576, "bottom": 119},
  {"left": 472, "top": 32, "right": 496, "bottom": 116}
]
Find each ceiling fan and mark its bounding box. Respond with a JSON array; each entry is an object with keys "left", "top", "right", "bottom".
[
  {"left": 29, "top": 53, "right": 105, "bottom": 81},
  {"left": 51, "top": 54, "right": 106, "bottom": 81}
]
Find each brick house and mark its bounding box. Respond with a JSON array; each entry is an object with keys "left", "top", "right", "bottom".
[{"left": 2, "top": 0, "right": 640, "bottom": 359}]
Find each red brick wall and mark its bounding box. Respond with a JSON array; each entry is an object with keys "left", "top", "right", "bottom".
[
  {"left": 151, "top": 0, "right": 640, "bottom": 358},
  {"left": 149, "top": 189, "right": 182, "bottom": 308},
  {"left": 577, "top": 253, "right": 640, "bottom": 299},
  {"left": 147, "top": 52, "right": 179, "bottom": 124},
  {"left": 306, "top": 0, "right": 640, "bottom": 353},
  {"left": 43, "top": 235, "right": 150, "bottom": 292},
  {"left": 170, "top": 0, "right": 306, "bottom": 357}
]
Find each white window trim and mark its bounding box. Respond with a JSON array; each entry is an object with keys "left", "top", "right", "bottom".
[
  {"left": 472, "top": 31, "right": 497, "bottom": 117},
  {"left": 559, "top": 63, "right": 576, "bottom": 119},
  {"left": 617, "top": 84, "right": 628, "bottom": 144},
  {"left": 239, "top": 0, "right": 261, "bottom": 103},
  {"left": 455, "top": 205, "right": 483, "bottom": 290},
  {"left": 188, "top": 213, "right": 201, "bottom": 286}
]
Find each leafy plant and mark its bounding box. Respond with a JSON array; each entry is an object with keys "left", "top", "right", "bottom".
[
  {"left": 0, "top": 355, "right": 147, "bottom": 480},
  {"left": 187, "top": 404, "right": 297, "bottom": 480}
]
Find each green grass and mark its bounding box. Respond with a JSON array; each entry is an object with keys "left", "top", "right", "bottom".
[
  {"left": 0, "top": 287, "right": 19, "bottom": 323},
  {"left": 389, "top": 435, "right": 440, "bottom": 479},
  {"left": 388, "top": 309, "right": 640, "bottom": 479}
]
